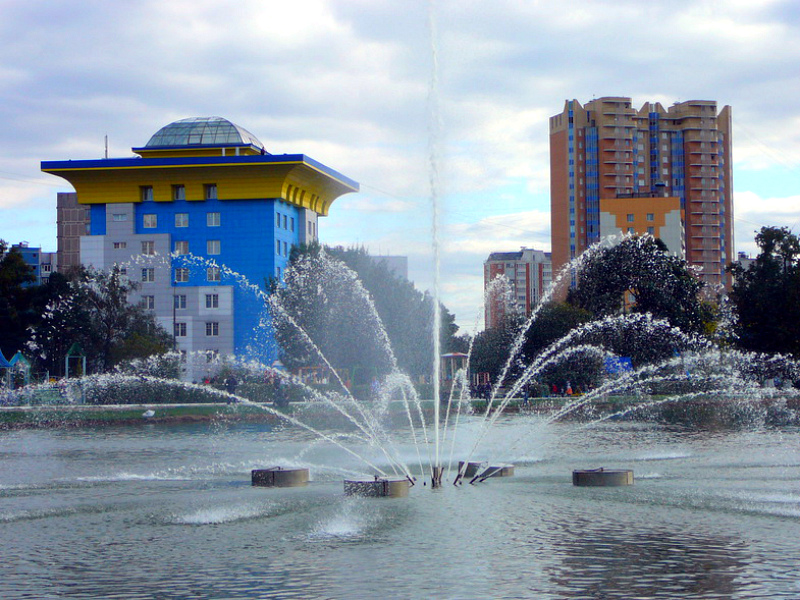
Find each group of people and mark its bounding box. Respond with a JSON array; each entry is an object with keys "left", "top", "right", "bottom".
[{"left": 550, "top": 382, "right": 579, "bottom": 397}]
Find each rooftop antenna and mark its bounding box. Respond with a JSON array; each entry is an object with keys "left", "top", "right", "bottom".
[{"left": 104, "top": 135, "right": 108, "bottom": 159}]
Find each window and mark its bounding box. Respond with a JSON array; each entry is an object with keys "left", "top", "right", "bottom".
[
  {"left": 141, "top": 241, "right": 155, "bottom": 255},
  {"left": 647, "top": 226, "right": 655, "bottom": 235},
  {"left": 174, "top": 268, "right": 189, "bottom": 283},
  {"left": 207, "top": 267, "right": 220, "bottom": 282},
  {"left": 175, "top": 213, "right": 188, "bottom": 227},
  {"left": 174, "top": 322, "right": 187, "bottom": 337},
  {"left": 207, "top": 240, "right": 220, "bottom": 255},
  {"left": 42, "top": 263, "right": 52, "bottom": 273},
  {"left": 204, "top": 184, "right": 217, "bottom": 200},
  {"left": 627, "top": 214, "right": 635, "bottom": 223},
  {"left": 276, "top": 240, "right": 281, "bottom": 255},
  {"left": 174, "top": 241, "right": 189, "bottom": 255},
  {"left": 205, "top": 350, "right": 219, "bottom": 363},
  {"left": 141, "top": 268, "right": 155, "bottom": 282},
  {"left": 290, "top": 217, "right": 295, "bottom": 232},
  {"left": 283, "top": 241, "right": 288, "bottom": 256},
  {"left": 173, "top": 185, "right": 185, "bottom": 201},
  {"left": 646, "top": 213, "right": 654, "bottom": 221},
  {"left": 283, "top": 214, "right": 288, "bottom": 229},
  {"left": 142, "top": 295, "right": 155, "bottom": 310},
  {"left": 174, "top": 294, "right": 187, "bottom": 309},
  {"left": 141, "top": 186, "right": 154, "bottom": 202},
  {"left": 112, "top": 213, "right": 128, "bottom": 222},
  {"left": 113, "top": 242, "right": 127, "bottom": 249},
  {"left": 207, "top": 212, "right": 220, "bottom": 227},
  {"left": 205, "top": 293, "right": 219, "bottom": 309},
  {"left": 206, "top": 322, "right": 219, "bottom": 337},
  {"left": 143, "top": 214, "right": 157, "bottom": 228},
  {"left": 627, "top": 227, "right": 635, "bottom": 233},
  {"left": 276, "top": 213, "right": 281, "bottom": 228}
]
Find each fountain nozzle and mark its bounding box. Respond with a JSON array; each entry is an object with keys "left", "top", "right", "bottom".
[{"left": 431, "top": 466, "right": 444, "bottom": 488}]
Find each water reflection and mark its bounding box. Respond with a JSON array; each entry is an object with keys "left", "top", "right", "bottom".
[{"left": 547, "top": 516, "right": 753, "bottom": 599}]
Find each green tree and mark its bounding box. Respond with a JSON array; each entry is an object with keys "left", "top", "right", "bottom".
[
  {"left": 568, "top": 236, "right": 705, "bottom": 334},
  {"left": 0, "top": 240, "right": 36, "bottom": 358},
  {"left": 728, "top": 226, "right": 800, "bottom": 356},
  {"left": 468, "top": 314, "right": 522, "bottom": 385},
  {"left": 28, "top": 266, "right": 173, "bottom": 374},
  {"left": 270, "top": 244, "right": 461, "bottom": 380},
  {"left": 521, "top": 301, "right": 593, "bottom": 362}
]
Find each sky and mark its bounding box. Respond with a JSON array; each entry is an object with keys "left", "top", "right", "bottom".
[{"left": 2, "top": 0, "right": 800, "bottom": 334}]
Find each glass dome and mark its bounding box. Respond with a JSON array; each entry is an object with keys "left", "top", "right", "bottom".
[{"left": 144, "top": 117, "right": 264, "bottom": 149}]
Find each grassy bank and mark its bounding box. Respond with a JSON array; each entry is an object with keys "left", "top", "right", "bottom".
[{"left": 0, "top": 403, "right": 284, "bottom": 429}]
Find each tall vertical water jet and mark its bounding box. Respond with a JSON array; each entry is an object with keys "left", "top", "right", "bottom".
[{"left": 427, "top": 0, "right": 443, "bottom": 485}]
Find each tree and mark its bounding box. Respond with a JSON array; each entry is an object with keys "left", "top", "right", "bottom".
[
  {"left": 728, "top": 226, "right": 800, "bottom": 356},
  {"left": 28, "top": 266, "right": 173, "bottom": 374},
  {"left": 568, "top": 236, "right": 706, "bottom": 334},
  {"left": 0, "top": 240, "right": 36, "bottom": 358},
  {"left": 521, "top": 301, "right": 593, "bottom": 362},
  {"left": 270, "top": 245, "right": 461, "bottom": 380},
  {"left": 469, "top": 314, "right": 523, "bottom": 385}
]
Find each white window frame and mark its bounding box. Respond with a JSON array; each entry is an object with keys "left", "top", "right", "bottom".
[
  {"left": 143, "top": 214, "right": 157, "bottom": 228},
  {"left": 175, "top": 213, "right": 189, "bottom": 228}
]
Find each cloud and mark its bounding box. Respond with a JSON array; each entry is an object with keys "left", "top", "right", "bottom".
[
  {"left": 733, "top": 190, "right": 800, "bottom": 255},
  {"left": 3, "top": 0, "right": 800, "bottom": 330}
]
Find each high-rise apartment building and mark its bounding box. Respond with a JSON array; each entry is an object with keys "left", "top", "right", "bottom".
[
  {"left": 550, "top": 97, "right": 733, "bottom": 287},
  {"left": 484, "top": 247, "right": 551, "bottom": 329},
  {"left": 42, "top": 117, "right": 358, "bottom": 372}
]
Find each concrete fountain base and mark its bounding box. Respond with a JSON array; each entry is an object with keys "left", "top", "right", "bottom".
[
  {"left": 343, "top": 477, "right": 410, "bottom": 498},
  {"left": 251, "top": 467, "right": 310, "bottom": 487},
  {"left": 572, "top": 468, "right": 634, "bottom": 487},
  {"left": 479, "top": 464, "right": 515, "bottom": 479},
  {"left": 458, "top": 461, "right": 484, "bottom": 478}
]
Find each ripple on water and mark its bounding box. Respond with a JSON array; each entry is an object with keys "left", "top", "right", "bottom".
[{"left": 173, "top": 501, "right": 281, "bottom": 525}]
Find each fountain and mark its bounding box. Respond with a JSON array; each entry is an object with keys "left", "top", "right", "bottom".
[{"left": 3, "top": 13, "right": 800, "bottom": 599}]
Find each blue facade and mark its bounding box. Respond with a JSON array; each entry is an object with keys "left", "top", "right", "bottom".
[
  {"left": 43, "top": 117, "right": 359, "bottom": 371},
  {"left": 126, "top": 198, "right": 299, "bottom": 359},
  {"left": 12, "top": 245, "right": 41, "bottom": 286}
]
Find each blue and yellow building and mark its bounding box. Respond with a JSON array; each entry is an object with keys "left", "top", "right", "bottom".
[{"left": 42, "top": 117, "right": 358, "bottom": 373}]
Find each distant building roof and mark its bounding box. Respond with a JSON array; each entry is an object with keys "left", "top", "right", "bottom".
[
  {"left": 143, "top": 117, "right": 265, "bottom": 150},
  {"left": 487, "top": 252, "right": 523, "bottom": 261}
]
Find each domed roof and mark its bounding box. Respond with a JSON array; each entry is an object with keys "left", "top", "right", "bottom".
[{"left": 144, "top": 117, "right": 264, "bottom": 149}]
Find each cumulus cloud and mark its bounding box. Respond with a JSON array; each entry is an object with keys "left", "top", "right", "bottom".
[{"left": 2, "top": 0, "right": 800, "bottom": 329}]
